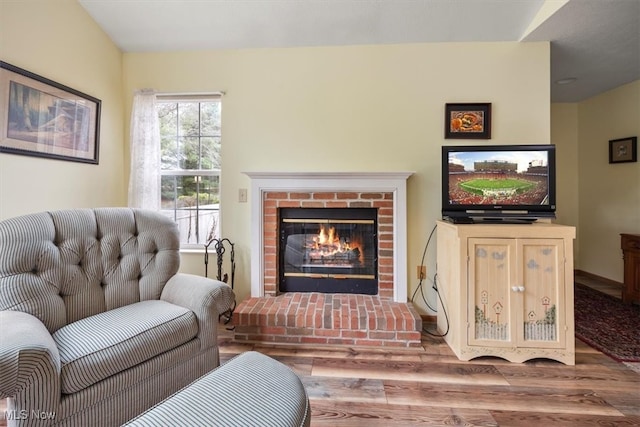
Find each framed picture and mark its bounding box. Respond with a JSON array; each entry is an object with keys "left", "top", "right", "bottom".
[
  {"left": 609, "top": 136, "right": 637, "bottom": 164},
  {"left": 0, "top": 61, "right": 100, "bottom": 164},
  {"left": 445, "top": 103, "right": 491, "bottom": 139}
]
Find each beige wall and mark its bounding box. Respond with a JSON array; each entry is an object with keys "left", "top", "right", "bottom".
[
  {"left": 0, "top": 0, "right": 125, "bottom": 220},
  {"left": 576, "top": 80, "right": 640, "bottom": 282},
  {"left": 551, "top": 103, "right": 580, "bottom": 263},
  {"left": 123, "top": 42, "right": 552, "bottom": 311}
]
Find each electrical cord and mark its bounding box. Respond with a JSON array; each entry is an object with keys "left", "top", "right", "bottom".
[
  {"left": 411, "top": 226, "right": 437, "bottom": 311},
  {"left": 411, "top": 224, "right": 437, "bottom": 312},
  {"left": 424, "top": 272, "right": 449, "bottom": 338},
  {"left": 410, "top": 224, "right": 450, "bottom": 337}
]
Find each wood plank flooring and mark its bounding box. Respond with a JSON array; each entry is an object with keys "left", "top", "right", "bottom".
[
  {"left": 575, "top": 270, "right": 623, "bottom": 299},
  {"left": 0, "top": 330, "right": 637, "bottom": 426},
  {"left": 217, "top": 326, "right": 640, "bottom": 426}
]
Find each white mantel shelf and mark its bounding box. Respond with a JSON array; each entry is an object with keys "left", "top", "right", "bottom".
[
  {"left": 243, "top": 171, "right": 414, "bottom": 180},
  {"left": 243, "top": 171, "right": 415, "bottom": 302}
]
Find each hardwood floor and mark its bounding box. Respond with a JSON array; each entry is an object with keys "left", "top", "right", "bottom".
[
  {"left": 217, "top": 322, "right": 640, "bottom": 426},
  {"left": 575, "top": 270, "right": 623, "bottom": 300},
  {"left": 1, "top": 333, "right": 637, "bottom": 426}
]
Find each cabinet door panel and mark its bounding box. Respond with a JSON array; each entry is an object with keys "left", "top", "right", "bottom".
[
  {"left": 468, "top": 239, "right": 516, "bottom": 347},
  {"left": 519, "top": 239, "right": 565, "bottom": 348}
]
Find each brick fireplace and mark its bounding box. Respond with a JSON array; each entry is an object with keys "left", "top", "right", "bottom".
[
  {"left": 233, "top": 172, "right": 422, "bottom": 347},
  {"left": 278, "top": 206, "right": 379, "bottom": 295},
  {"left": 267, "top": 192, "right": 392, "bottom": 298}
]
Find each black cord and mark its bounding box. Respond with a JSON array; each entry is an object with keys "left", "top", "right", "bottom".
[
  {"left": 411, "top": 224, "right": 437, "bottom": 311},
  {"left": 410, "top": 224, "right": 450, "bottom": 338},
  {"left": 422, "top": 273, "right": 450, "bottom": 338}
]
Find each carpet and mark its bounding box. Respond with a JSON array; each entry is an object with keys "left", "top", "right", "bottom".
[{"left": 574, "top": 283, "right": 640, "bottom": 362}]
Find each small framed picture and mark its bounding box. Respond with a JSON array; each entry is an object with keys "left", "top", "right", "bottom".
[
  {"left": 0, "top": 61, "right": 101, "bottom": 164},
  {"left": 609, "top": 136, "right": 637, "bottom": 164},
  {"left": 445, "top": 103, "right": 491, "bottom": 139}
]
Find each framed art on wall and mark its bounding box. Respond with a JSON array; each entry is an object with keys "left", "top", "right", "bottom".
[
  {"left": 0, "top": 61, "right": 101, "bottom": 164},
  {"left": 445, "top": 102, "right": 491, "bottom": 139},
  {"left": 609, "top": 136, "right": 637, "bottom": 164}
]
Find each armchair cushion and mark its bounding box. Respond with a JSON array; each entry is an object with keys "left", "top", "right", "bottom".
[{"left": 53, "top": 300, "right": 198, "bottom": 394}]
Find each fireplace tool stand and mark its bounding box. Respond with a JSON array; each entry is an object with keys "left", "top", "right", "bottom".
[{"left": 204, "top": 238, "right": 236, "bottom": 325}]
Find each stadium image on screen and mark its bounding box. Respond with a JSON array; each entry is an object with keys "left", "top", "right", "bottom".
[{"left": 447, "top": 151, "right": 549, "bottom": 206}]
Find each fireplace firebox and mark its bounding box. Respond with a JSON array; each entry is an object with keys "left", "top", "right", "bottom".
[{"left": 279, "top": 208, "right": 378, "bottom": 294}]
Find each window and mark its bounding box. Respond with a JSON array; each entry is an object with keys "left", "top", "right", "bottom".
[{"left": 156, "top": 95, "right": 221, "bottom": 247}]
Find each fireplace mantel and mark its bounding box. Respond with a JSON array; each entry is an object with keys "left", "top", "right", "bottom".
[{"left": 243, "top": 171, "right": 414, "bottom": 302}]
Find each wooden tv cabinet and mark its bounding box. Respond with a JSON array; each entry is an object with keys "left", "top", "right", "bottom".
[{"left": 436, "top": 220, "right": 576, "bottom": 365}]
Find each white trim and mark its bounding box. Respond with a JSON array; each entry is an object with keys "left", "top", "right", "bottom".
[
  {"left": 243, "top": 171, "right": 414, "bottom": 302},
  {"left": 156, "top": 92, "right": 224, "bottom": 101},
  {"left": 160, "top": 169, "right": 221, "bottom": 177}
]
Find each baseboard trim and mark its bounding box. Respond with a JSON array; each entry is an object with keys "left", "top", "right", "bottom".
[
  {"left": 574, "top": 269, "right": 623, "bottom": 288},
  {"left": 420, "top": 314, "right": 436, "bottom": 323}
]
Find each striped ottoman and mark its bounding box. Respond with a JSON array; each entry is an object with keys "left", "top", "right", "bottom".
[{"left": 124, "top": 351, "right": 310, "bottom": 426}]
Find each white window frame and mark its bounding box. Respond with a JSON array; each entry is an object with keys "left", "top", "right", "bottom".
[{"left": 156, "top": 93, "right": 223, "bottom": 250}]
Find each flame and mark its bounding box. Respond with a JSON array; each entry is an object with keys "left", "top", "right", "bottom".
[
  {"left": 307, "top": 225, "right": 363, "bottom": 264},
  {"left": 317, "top": 225, "right": 335, "bottom": 246}
]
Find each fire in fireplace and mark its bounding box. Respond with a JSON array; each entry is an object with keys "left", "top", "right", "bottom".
[{"left": 279, "top": 207, "right": 378, "bottom": 294}]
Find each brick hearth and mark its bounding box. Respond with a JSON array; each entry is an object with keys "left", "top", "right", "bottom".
[
  {"left": 236, "top": 173, "right": 420, "bottom": 348},
  {"left": 234, "top": 293, "right": 423, "bottom": 348}
]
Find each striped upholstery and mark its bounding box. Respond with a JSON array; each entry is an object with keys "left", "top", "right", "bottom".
[
  {"left": 124, "top": 351, "right": 311, "bottom": 427},
  {"left": 56, "top": 343, "right": 217, "bottom": 427},
  {"left": 162, "top": 274, "right": 229, "bottom": 350},
  {"left": 0, "top": 208, "right": 235, "bottom": 427},
  {"left": 0, "top": 211, "right": 67, "bottom": 332},
  {"left": 0, "top": 208, "right": 180, "bottom": 333},
  {"left": 0, "top": 311, "right": 60, "bottom": 421},
  {"left": 53, "top": 300, "right": 197, "bottom": 394}
]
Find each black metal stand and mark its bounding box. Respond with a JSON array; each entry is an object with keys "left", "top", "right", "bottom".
[{"left": 204, "top": 238, "right": 236, "bottom": 325}]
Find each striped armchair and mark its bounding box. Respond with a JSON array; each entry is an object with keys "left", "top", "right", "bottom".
[{"left": 0, "top": 208, "right": 235, "bottom": 427}]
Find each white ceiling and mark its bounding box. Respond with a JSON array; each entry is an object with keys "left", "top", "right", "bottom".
[{"left": 78, "top": 0, "right": 640, "bottom": 102}]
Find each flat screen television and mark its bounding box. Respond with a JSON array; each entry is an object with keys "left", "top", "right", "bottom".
[{"left": 442, "top": 144, "right": 556, "bottom": 223}]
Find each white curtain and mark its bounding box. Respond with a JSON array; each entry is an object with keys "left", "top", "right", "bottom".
[{"left": 128, "top": 90, "right": 160, "bottom": 209}]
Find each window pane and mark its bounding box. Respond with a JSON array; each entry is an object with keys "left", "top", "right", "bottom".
[
  {"left": 178, "top": 137, "right": 200, "bottom": 169},
  {"left": 157, "top": 103, "right": 177, "bottom": 135},
  {"left": 200, "top": 102, "right": 221, "bottom": 136},
  {"left": 199, "top": 175, "right": 220, "bottom": 204},
  {"left": 158, "top": 104, "right": 179, "bottom": 170},
  {"left": 161, "top": 175, "right": 177, "bottom": 209},
  {"left": 178, "top": 103, "right": 200, "bottom": 137},
  {"left": 160, "top": 174, "right": 220, "bottom": 245},
  {"left": 160, "top": 135, "right": 179, "bottom": 170},
  {"left": 200, "top": 137, "right": 221, "bottom": 170}
]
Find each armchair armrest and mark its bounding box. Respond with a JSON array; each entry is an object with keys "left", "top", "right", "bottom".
[
  {"left": 160, "top": 273, "right": 235, "bottom": 348},
  {"left": 0, "top": 311, "right": 60, "bottom": 402}
]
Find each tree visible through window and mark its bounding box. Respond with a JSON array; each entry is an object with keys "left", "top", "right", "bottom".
[{"left": 156, "top": 96, "right": 221, "bottom": 247}]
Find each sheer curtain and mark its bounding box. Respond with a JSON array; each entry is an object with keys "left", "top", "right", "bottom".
[{"left": 128, "top": 90, "right": 160, "bottom": 209}]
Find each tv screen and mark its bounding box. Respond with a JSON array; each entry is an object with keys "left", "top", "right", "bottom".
[{"left": 442, "top": 144, "right": 556, "bottom": 223}]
